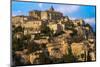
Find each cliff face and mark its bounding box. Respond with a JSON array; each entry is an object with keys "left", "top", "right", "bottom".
[
  {"left": 12, "top": 10, "right": 95, "bottom": 65},
  {"left": 13, "top": 19, "right": 96, "bottom": 65}
]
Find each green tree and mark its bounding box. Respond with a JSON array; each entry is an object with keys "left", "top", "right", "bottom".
[
  {"left": 41, "top": 24, "right": 53, "bottom": 37},
  {"left": 85, "top": 23, "right": 93, "bottom": 32}
]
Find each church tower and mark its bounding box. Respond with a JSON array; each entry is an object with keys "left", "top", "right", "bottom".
[{"left": 48, "top": 6, "right": 54, "bottom": 11}]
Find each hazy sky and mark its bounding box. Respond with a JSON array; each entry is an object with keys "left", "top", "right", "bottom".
[{"left": 12, "top": 1, "right": 96, "bottom": 31}]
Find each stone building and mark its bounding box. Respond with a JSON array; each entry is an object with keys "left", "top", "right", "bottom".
[
  {"left": 12, "top": 16, "right": 28, "bottom": 27},
  {"left": 73, "top": 19, "right": 85, "bottom": 27},
  {"left": 47, "top": 22, "right": 64, "bottom": 34},
  {"left": 60, "top": 16, "right": 69, "bottom": 22},
  {"left": 29, "top": 10, "right": 41, "bottom": 19},
  {"left": 12, "top": 6, "right": 87, "bottom": 37},
  {"left": 12, "top": 15, "right": 36, "bottom": 27},
  {"left": 29, "top": 6, "right": 63, "bottom": 20},
  {"left": 23, "top": 20, "right": 42, "bottom": 35}
]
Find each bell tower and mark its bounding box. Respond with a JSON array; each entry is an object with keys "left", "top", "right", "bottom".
[{"left": 49, "top": 6, "right": 54, "bottom": 11}]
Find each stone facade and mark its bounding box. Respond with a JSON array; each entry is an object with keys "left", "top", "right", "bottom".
[
  {"left": 29, "top": 6, "right": 63, "bottom": 20},
  {"left": 23, "top": 20, "right": 42, "bottom": 35}
]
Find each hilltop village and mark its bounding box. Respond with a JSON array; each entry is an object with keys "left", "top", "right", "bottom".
[{"left": 12, "top": 6, "right": 96, "bottom": 65}]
